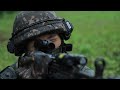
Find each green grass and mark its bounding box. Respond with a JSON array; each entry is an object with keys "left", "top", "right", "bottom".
[
  {"left": 0, "top": 12, "right": 18, "bottom": 70},
  {"left": 0, "top": 41, "right": 17, "bottom": 69},
  {"left": 56, "top": 11, "right": 120, "bottom": 77},
  {"left": 0, "top": 11, "right": 120, "bottom": 77}
]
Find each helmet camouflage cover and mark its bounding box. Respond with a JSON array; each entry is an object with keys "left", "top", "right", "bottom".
[{"left": 12, "top": 11, "right": 67, "bottom": 46}]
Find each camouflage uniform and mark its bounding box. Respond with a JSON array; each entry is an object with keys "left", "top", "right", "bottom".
[{"left": 0, "top": 11, "right": 94, "bottom": 79}]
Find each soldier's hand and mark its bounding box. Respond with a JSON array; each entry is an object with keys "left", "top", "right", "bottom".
[{"left": 16, "top": 51, "right": 51, "bottom": 79}]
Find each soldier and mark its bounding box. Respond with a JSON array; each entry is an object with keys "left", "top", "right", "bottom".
[{"left": 0, "top": 11, "right": 94, "bottom": 79}]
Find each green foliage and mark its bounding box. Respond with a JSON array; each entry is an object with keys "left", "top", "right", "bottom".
[
  {"left": 0, "top": 11, "right": 120, "bottom": 77},
  {"left": 0, "top": 12, "right": 18, "bottom": 70},
  {"left": 0, "top": 41, "right": 17, "bottom": 69}
]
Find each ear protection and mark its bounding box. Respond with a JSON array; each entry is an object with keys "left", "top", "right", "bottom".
[
  {"left": 7, "top": 39, "right": 15, "bottom": 54},
  {"left": 7, "top": 37, "right": 26, "bottom": 56}
]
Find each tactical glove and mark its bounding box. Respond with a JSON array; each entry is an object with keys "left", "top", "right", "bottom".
[{"left": 16, "top": 51, "right": 51, "bottom": 79}]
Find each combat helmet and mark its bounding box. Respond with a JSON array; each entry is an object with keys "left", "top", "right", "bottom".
[{"left": 7, "top": 11, "right": 73, "bottom": 56}]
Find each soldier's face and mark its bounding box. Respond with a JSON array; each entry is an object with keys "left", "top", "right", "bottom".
[{"left": 27, "top": 34, "right": 62, "bottom": 51}]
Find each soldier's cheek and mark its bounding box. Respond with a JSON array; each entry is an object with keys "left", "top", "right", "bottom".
[{"left": 54, "top": 40, "right": 62, "bottom": 49}]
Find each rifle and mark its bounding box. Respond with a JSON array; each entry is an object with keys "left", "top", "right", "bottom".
[
  {"left": 47, "top": 53, "right": 89, "bottom": 79},
  {"left": 17, "top": 39, "right": 120, "bottom": 79},
  {"left": 34, "top": 39, "right": 93, "bottom": 79},
  {"left": 33, "top": 39, "right": 104, "bottom": 79}
]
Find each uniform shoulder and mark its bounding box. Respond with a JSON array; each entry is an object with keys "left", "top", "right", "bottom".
[{"left": 0, "top": 62, "right": 18, "bottom": 79}]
